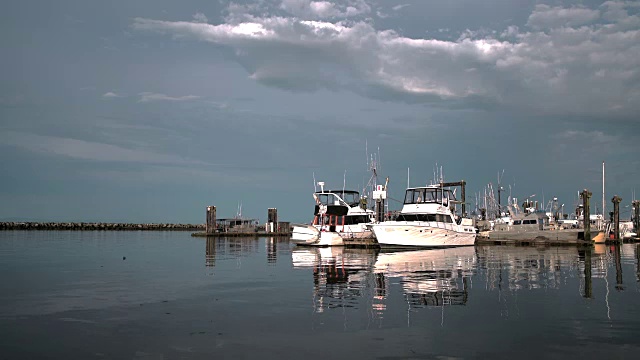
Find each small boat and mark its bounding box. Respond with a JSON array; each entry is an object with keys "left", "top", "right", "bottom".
[
  {"left": 291, "top": 184, "right": 376, "bottom": 247},
  {"left": 370, "top": 183, "right": 477, "bottom": 247},
  {"left": 478, "top": 203, "right": 585, "bottom": 242}
]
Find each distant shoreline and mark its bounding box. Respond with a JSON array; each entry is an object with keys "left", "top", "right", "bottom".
[{"left": 0, "top": 222, "right": 205, "bottom": 231}]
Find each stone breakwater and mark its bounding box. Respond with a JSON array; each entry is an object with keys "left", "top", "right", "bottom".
[{"left": 0, "top": 222, "right": 205, "bottom": 231}]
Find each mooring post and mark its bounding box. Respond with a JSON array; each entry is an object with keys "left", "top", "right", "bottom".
[
  {"left": 375, "top": 198, "right": 383, "bottom": 223},
  {"left": 580, "top": 189, "right": 592, "bottom": 242},
  {"left": 612, "top": 195, "right": 622, "bottom": 243},
  {"left": 206, "top": 206, "right": 217, "bottom": 235},
  {"left": 267, "top": 208, "right": 278, "bottom": 233}
]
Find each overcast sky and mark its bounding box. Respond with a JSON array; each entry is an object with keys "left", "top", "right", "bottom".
[{"left": 1, "top": 0, "right": 639, "bottom": 223}]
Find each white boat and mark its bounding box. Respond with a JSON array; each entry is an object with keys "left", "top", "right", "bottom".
[
  {"left": 291, "top": 187, "right": 376, "bottom": 247},
  {"left": 478, "top": 205, "right": 585, "bottom": 242},
  {"left": 370, "top": 184, "right": 477, "bottom": 247}
]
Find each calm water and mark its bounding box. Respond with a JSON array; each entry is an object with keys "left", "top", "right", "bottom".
[{"left": 1, "top": 231, "right": 639, "bottom": 359}]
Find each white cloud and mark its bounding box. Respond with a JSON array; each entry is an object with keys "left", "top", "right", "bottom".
[
  {"left": 392, "top": 4, "right": 411, "bottom": 12},
  {"left": 138, "top": 92, "right": 202, "bottom": 102},
  {"left": 132, "top": 1, "right": 640, "bottom": 118},
  {"left": 526, "top": 4, "right": 600, "bottom": 30},
  {"left": 102, "top": 92, "right": 122, "bottom": 98},
  {"left": 192, "top": 12, "right": 208, "bottom": 23},
  {"left": 0, "top": 131, "right": 205, "bottom": 165},
  {"left": 279, "top": 0, "right": 371, "bottom": 19}
]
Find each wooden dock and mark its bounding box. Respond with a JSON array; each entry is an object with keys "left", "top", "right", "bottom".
[
  {"left": 0, "top": 222, "right": 204, "bottom": 231},
  {"left": 191, "top": 231, "right": 291, "bottom": 238},
  {"left": 476, "top": 236, "right": 594, "bottom": 247}
]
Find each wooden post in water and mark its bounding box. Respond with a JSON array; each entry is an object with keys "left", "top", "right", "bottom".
[
  {"left": 612, "top": 195, "right": 622, "bottom": 243},
  {"left": 267, "top": 208, "right": 278, "bottom": 233},
  {"left": 206, "top": 206, "right": 217, "bottom": 235},
  {"left": 580, "top": 189, "right": 592, "bottom": 242}
]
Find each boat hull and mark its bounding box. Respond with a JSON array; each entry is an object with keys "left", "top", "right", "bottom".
[
  {"left": 292, "top": 223, "right": 375, "bottom": 246},
  {"left": 478, "top": 228, "right": 583, "bottom": 242},
  {"left": 291, "top": 224, "right": 346, "bottom": 246},
  {"left": 371, "top": 222, "right": 476, "bottom": 247},
  {"left": 291, "top": 224, "right": 320, "bottom": 245}
]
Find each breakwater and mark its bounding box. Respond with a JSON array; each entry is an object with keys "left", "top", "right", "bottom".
[{"left": 0, "top": 222, "right": 205, "bottom": 231}]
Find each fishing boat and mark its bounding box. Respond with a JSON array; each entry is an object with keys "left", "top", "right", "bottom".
[
  {"left": 291, "top": 183, "right": 376, "bottom": 247},
  {"left": 370, "top": 183, "right": 477, "bottom": 247},
  {"left": 477, "top": 201, "right": 585, "bottom": 242}
]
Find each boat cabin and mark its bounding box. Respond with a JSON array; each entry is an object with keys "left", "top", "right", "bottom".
[
  {"left": 315, "top": 190, "right": 361, "bottom": 207},
  {"left": 404, "top": 187, "right": 456, "bottom": 205},
  {"left": 311, "top": 190, "right": 374, "bottom": 229},
  {"left": 216, "top": 218, "right": 259, "bottom": 233},
  {"left": 494, "top": 212, "right": 547, "bottom": 231}
]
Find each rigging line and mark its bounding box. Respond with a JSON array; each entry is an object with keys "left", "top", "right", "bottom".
[
  {"left": 386, "top": 196, "right": 404, "bottom": 204},
  {"left": 343, "top": 169, "right": 346, "bottom": 194}
]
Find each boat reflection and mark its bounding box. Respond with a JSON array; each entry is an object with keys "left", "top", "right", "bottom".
[
  {"left": 374, "top": 247, "right": 477, "bottom": 307},
  {"left": 476, "top": 246, "right": 587, "bottom": 291},
  {"left": 205, "top": 236, "right": 290, "bottom": 267},
  {"left": 292, "top": 247, "right": 377, "bottom": 312},
  {"left": 292, "top": 245, "right": 478, "bottom": 312}
]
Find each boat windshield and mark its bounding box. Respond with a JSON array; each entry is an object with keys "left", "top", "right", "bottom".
[
  {"left": 404, "top": 188, "right": 455, "bottom": 204},
  {"left": 317, "top": 191, "right": 360, "bottom": 207}
]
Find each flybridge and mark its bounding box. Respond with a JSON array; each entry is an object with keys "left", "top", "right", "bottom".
[
  {"left": 314, "top": 190, "right": 361, "bottom": 208},
  {"left": 404, "top": 181, "right": 468, "bottom": 216}
]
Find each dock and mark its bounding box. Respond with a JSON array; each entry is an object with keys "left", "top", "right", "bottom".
[
  {"left": 476, "top": 236, "right": 593, "bottom": 247},
  {"left": 0, "top": 222, "right": 204, "bottom": 231},
  {"left": 191, "top": 231, "right": 291, "bottom": 237}
]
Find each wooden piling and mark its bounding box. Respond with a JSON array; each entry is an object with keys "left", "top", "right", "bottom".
[
  {"left": 612, "top": 195, "right": 622, "bottom": 243},
  {"left": 375, "top": 198, "right": 383, "bottom": 222},
  {"left": 206, "top": 206, "right": 217, "bottom": 235},
  {"left": 580, "top": 189, "right": 592, "bottom": 242},
  {"left": 267, "top": 208, "right": 278, "bottom": 233}
]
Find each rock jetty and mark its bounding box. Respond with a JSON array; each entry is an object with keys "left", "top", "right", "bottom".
[{"left": 0, "top": 222, "right": 205, "bottom": 231}]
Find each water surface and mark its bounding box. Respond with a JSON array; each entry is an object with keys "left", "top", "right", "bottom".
[{"left": 1, "top": 231, "right": 639, "bottom": 359}]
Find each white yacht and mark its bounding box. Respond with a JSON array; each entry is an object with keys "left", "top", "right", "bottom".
[
  {"left": 291, "top": 186, "right": 376, "bottom": 247},
  {"left": 370, "top": 184, "right": 477, "bottom": 247}
]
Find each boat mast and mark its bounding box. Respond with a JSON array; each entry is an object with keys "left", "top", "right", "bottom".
[{"left": 603, "top": 161, "right": 605, "bottom": 227}]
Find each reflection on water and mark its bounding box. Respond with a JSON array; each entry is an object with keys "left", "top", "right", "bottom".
[
  {"left": 205, "top": 237, "right": 290, "bottom": 267},
  {"left": 292, "top": 247, "right": 376, "bottom": 313},
  {"left": 374, "top": 247, "right": 476, "bottom": 307},
  {"left": 291, "top": 246, "right": 477, "bottom": 314},
  {"left": 477, "top": 246, "right": 581, "bottom": 291},
  {"left": 2, "top": 232, "right": 640, "bottom": 359},
  {"left": 286, "top": 243, "right": 640, "bottom": 316}
]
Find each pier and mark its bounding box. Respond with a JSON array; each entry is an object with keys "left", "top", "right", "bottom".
[
  {"left": 191, "top": 205, "right": 292, "bottom": 237},
  {"left": 0, "top": 222, "right": 204, "bottom": 231}
]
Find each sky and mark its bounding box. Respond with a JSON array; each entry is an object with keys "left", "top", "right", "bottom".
[{"left": 1, "top": 0, "right": 639, "bottom": 223}]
